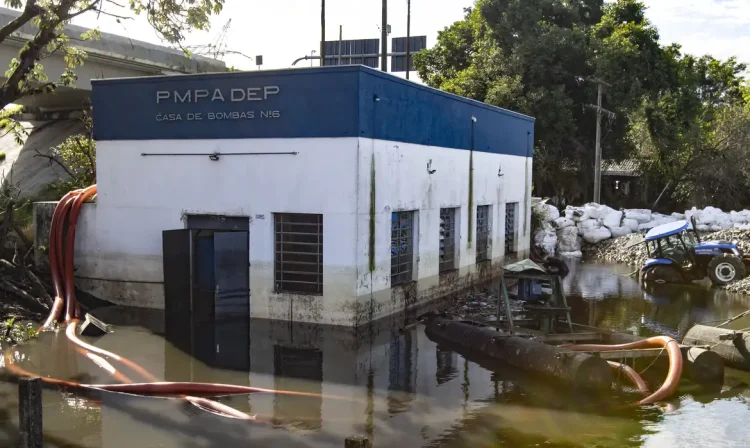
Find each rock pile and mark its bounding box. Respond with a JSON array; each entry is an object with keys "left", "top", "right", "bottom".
[{"left": 583, "top": 233, "right": 649, "bottom": 266}]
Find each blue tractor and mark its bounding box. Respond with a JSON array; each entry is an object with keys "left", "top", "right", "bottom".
[{"left": 641, "top": 219, "right": 750, "bottom": 286}]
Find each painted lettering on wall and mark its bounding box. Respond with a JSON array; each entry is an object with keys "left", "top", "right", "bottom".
[
  {"left": 154, "top": 86, "right": 282, "bottom": 123},
  {"left": 155, "top": 86, "right": 280, "bottom": 104}
]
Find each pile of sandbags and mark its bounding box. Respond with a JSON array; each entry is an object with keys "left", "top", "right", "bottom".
[
  {"left": 533, "top": 203, "right": 559, "bottom": 256},
  {"left": 533, "top": 201, "right": 750, "bottom": 259}
]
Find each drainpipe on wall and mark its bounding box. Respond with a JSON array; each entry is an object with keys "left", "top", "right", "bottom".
[{"left": 524, "top": 131, "right": 531, "bottom": 236}]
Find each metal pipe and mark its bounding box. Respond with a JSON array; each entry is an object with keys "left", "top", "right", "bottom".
[
  {"left": 338, "top": 25, "right": 343, "bottom": 66},
  {"left": 381, "top": 0, "right": 388, "bottom": 72},
  {"left": 406, "top": 0, "right": 411, "bottom": 79}
]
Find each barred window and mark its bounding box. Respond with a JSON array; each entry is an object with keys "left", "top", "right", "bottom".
[
  {"left": 391, "top": 211, "right": 415, "bottom": 286},
  {"left": 439, "top": 208, "right": 457, "bottom": 272},
  {"left": 476, "top": 205, "right": 491, "bottom": 262},
  {"left": 505, "top": 203, "right": 518, "bottom": 255},
  {"left": 274, "top": 213, "right": 323, "bottom": 295}
]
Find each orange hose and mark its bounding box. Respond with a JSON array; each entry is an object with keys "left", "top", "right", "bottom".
[
  {"left": 562, "top": 336, "right": 682, "bottom": 405},
  {"left": 607, "top": 361, "right": 650, "bottom": 396},
  {"left": 64, "top": 186, "right": 97, "bottom": 321},
  {"left": 40, "top": 191, "right": 79, "bottom": 331},
  {"left": 10, "top": 185, "right": 353, "bottom": 423}
]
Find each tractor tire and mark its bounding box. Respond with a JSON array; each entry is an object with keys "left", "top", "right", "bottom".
[
  {"left": 642, "top": 265, "right": 684, "bottom": 285},
  {"left": 707, "top": 254, "right": 746, "bottom": 286}
]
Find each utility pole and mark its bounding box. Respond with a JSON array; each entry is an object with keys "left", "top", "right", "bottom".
[
  {"left": 381, "top": 0, "right": 388, "bottom": 72},
  {"left": 338, "top": 25, "right": 343, "bottom": 66},
  {"left": 320, "top": 0, "right": 326, "bottom": 67},
  {"left": 406, "top": 0, "right": 411, "bottom": 79},
  {"left": 585, "top": 78, "right": 614, "bottom": 204}
]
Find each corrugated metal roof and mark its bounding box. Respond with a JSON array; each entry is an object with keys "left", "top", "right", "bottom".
[{"left": 602, "top": 159, "right": 640, "bottom": 177}]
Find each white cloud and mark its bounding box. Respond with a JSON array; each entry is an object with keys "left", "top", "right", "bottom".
[{"left": 642, "top": 0, "right": 750, "bottom": 64}]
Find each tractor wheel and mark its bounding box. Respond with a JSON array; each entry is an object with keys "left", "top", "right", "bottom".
[
  {"left": 642, "top": 265, "right": 684, "bottom": 285},
  {"left": 707, "top": 254, "right": 746, "bottom": 286}
]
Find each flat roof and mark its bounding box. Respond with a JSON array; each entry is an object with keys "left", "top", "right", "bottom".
[{"left": 91, "top": 65, "right": 535, "bottom": 157}]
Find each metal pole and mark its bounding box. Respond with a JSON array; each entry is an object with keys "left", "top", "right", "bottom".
[
  {"left": 320, "top": 0, "right": 326, "bottom": 67},
  {"left": 593, "top": 83, "right": 603, "bottom": 204},
  {"left": 338, "top": 25, "right": 343, "bottom": 66},
  {"left": 406, "top": 0, "right": 411, "bottom": 79},
  {"left": 381, "top": 0, "right": 388, "bottom": 72}
]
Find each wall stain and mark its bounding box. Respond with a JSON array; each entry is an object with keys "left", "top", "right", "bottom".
[{"left": 369, "top": 153, "right": 376, "bottom": 273}]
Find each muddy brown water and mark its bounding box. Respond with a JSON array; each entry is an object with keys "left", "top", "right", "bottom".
[{"left": 2, "top": 260, "right": 750, "bottom": 447}]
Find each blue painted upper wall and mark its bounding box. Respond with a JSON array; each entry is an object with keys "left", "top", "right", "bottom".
[{"left": 91, "top": 65, "right": 535, "bottom": 157}]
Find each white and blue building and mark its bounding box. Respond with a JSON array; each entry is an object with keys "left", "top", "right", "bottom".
[{"left": 71, "top": 65, "right": 534, "bottom": 327}]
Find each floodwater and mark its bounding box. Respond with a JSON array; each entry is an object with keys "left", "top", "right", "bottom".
[{"left": 3, "top": 261, "right": 750, "bottom": 447}]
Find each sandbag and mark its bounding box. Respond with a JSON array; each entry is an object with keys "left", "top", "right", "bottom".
[
  {"left": 565, "top": 206, "right": 589, "bottom": 222},
  {"left": 602, "top": 210, "right": 623, "bottom": 228},
  {"left": 697, "top": 224, "right": 710, "bottom": 232},
  {"left": 553, "top": 217, "right": 575, "bottom": 229},
  {"left": 623, "top": 218, "right": 639, "bottom": 232},
  {"left": 557, "top": 226, "right": 581, "bottom": 253},
  {"left": 559, "top": 250, "right": 583, "bottom": 258},
  {"left": 730, "top": 211, "right": 748, "bottom": 224},
  {"left": 714, "top": 213, "right": 732, "bottom": 230},
  {"left": 671, "top": 212, "right": 686, "bottom": 220},
  {"left": 584, "top": 203, "right": 608, "bottom": 220},
  {"left": 625, "top": 209, "right": 652, "bottom": 224},
  {"left": 544, "top": 204, "right": 560, "bottom": 221},
  {"left": 577, "top": 219, "right": 601, "bottom": 236},
  {"left": 607, "top": 226, "right": 632, "bottom": 238},
  {"left": 534, "top": 223, "right": 557, "bottom": 255},
  {"left": 583, "top": 227, "right": 612, "bottom": 244}
]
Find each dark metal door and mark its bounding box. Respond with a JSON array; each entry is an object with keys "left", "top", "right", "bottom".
[
  {"left": 213, "top": 231, "right": 250, "bottom": 318},
  {"left": 162, "top": 229, "right": 192, "bottom": 354}
]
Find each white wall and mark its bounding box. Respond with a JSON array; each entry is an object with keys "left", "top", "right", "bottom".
[
  {"left": 354, "top": 138, "right": 531, "bottom": 321},
  {"left": 73, "top": 136, "right": 531, "bottom": 326},
  {"left": 75, "top": 137, "right": 360, "bottom": 325}
]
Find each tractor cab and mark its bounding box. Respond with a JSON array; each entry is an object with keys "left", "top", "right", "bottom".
[{"left": 641, "top": 220, "right": 749, "bottom": 286}]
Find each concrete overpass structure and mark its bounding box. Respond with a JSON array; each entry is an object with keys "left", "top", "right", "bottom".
[{"left": 1, "top": 6, "right": 226, "bottom": 111}]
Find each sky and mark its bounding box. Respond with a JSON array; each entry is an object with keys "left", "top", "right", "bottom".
[{"left": 61, "top": 0, "right": 750, "bottom": 76}]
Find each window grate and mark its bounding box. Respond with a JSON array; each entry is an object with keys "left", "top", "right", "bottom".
[
  {"left": 439, "top": 208, "right": 457, "bottom": 272},
  {"left": 505, "top": 203, "right": 518, "bottom": 255},
  {"left": 476, "top": 205, "right": 491, "bottom": 262},
  {"left": 275, "top": 213, "right": 323, "bottom": 295},
  {"left": 391, "top": 211, "right": 414, "bottom": 286}
]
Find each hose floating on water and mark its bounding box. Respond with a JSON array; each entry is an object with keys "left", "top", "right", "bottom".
[
  {"left": 562, "top": 336, "right": 683, "bottom": 405},
  {"left": 7, "top": 185, "right": 262, "bottom": 421}
]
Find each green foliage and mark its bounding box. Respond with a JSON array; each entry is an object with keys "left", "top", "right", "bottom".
[
  {"left": 51, "top": 109, "right": 96, "bottom": 190},
  {"left": 415, "top": 0, "right": 749, "bottom": 209},
  {"left": 415, "top": 0, "right": 667, "bottom": 203},
  {"left": 0, "top": 151, "right": 6, "bottom": 161},
  {"left": 632, "top": 53, "right": 748, "bottom": 209},
  {"left": 0, "top": 0, "right": 224, "bottom": 109},
  {"left": 0, "top": 104, "right": 25, "bottom": 145},
  {"left": 2, "top": 317, "right": 37, "bottom": 344}
]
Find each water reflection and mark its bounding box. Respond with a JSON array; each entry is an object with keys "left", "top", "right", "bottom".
[
  {"left": 565, "top": 259, "right": 750, "bottom": 338},
  {"left": 2, "top": 261, "right": 750, "bottom": 446}
]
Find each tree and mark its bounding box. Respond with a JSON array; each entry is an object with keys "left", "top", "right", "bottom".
[
  {"left": 414, "top": 0, "right": 670, "bottom": 204},
  {"left": 0, "top": 0, "right": 224, "bottom": 111},
  {"left": 632, "top": 53, "right": 748, "bottom": 209}
]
